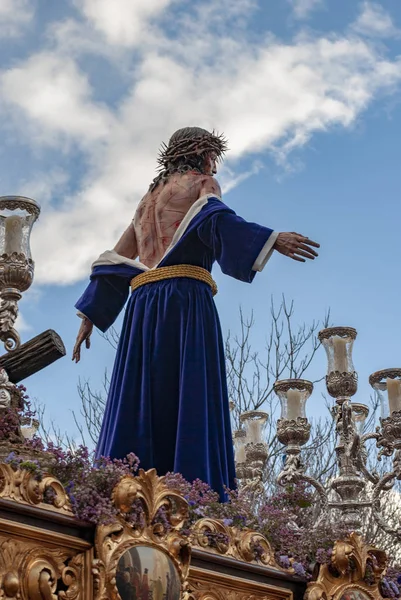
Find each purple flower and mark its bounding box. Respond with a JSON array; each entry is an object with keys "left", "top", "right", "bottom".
[
  {"left": 152, "top": 506, "right": 172, "bottom": 534},
  {"left": 252, "top": 540, "right": 265, "bottom": 561},
  {"left": 316, "top": 548, "right": 331, "bottom": 565},
  {"left": 292, "top": 562, "right": 307, "bottom": 578},
  {"left": 382, "top": 580, "right": 392, "bottom": 597},
  {"left": 205, "top": 531, "right": 229, "bottom": 549},
  {"left": 279, "top": 555, "right": 291, "bottom": 569},
  {"left": 381, "top": 578, "right": 394, "bottom": 598},
  {"left": 389, "top": 581, "right": 400, "bottom": 597},
  {"left": 43, "top": 487, "right": 57, "bottom": 505}
]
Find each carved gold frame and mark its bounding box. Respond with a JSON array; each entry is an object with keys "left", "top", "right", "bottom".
[
  {"left": 0, "top": 466, "right": 92, "bottom": 599},
  {"left": 93, "top": 469, "right": 191, "bottom": 600},
  {"left": 188, "top": 567, "right": 294, "bottom": 600},
  {"left": 305, "top": 533, "right": 387, "bottom": 600}
]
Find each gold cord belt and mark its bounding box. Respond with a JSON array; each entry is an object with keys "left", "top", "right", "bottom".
[{"left": 130, "top": 265, "right": 218, "bottom": 296}]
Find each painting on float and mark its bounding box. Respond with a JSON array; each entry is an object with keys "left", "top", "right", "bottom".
[{"left": 116, "top": 545, "right": 182, "bottom": 600}]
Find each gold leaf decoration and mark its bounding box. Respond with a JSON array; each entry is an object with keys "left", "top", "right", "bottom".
[
  {"left": 95, "top": 469, "right": 191, "bottom": 600},
  {"left": 0, "top": 464, "right": 72, "bottom": 515},
  {"left": 306, "top": 534, "right": 387, "bottom": 600},
  {"left": 191, "top": 518, "right": 278, "bottom": 568}
]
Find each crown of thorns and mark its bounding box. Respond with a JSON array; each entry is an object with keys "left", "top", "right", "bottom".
[{"left": 157, "top": 129, "right": 228, "bottom": 169}]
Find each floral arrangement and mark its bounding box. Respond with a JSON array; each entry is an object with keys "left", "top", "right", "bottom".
[
  {"left": 0, "top": 384, "right": 33, "bottom": 442},
  {"left": 3, "top": 439, "right": 400, "bottom": 596},
  {"left": 1, "top": 398, "right": 400, "bottom": 595}
]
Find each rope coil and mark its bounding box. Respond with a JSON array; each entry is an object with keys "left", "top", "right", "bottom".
[{"left": 130, "top": 265, "right": 218, "bottom": 296}]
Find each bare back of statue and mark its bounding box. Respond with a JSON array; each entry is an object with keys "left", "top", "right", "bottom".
[
  {"left": 134, "top": 172, "right": 220, "bottom": 268},
  {"left": 114, "top": 169, "right": 221, "bottom": 269}
]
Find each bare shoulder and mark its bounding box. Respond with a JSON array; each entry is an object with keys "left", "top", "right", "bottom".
[
  {"left": 198, "top": 175, "right": 222, "bottom": 198},
  {"left": 167, "top": 172, "right": 222, "bottom": 198}
]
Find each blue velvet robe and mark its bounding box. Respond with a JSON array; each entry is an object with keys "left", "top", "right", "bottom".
[{"left": 75, "top": 195, "right": 275, "bottom": 500}]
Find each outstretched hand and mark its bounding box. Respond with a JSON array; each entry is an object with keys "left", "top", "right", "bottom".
[
  {"left": 273, "top": 232, "right": 319, "bottom": 262},
  {"left": 72, "top": 317, "right": 93, "bottom": 363}
]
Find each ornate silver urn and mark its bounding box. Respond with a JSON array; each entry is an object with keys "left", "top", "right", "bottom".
[{"left": 0, "top": 196, "right": 40, "bottom": 351}]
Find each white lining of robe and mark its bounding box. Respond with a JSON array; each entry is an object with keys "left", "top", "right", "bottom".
[{"left": 252, "top": 231, "right": 279, "bottom": 272}]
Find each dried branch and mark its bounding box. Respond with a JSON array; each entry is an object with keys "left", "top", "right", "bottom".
[
  {"left": 226, "top": 297, "right": 330, "bottom": 430},
  {"left": 75, "top": 374, "right": 109, "bottom": 444}
]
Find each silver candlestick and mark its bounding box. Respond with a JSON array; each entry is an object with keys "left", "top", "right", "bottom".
[
  {"left": 234, "top": 411, "right": 269, "bottom": 502},
  {"left": 0, "top": 196, "right": 40, "bottom": 352},
  {"left": 274, "top": 379, "right": 329, "bottom": 514}
]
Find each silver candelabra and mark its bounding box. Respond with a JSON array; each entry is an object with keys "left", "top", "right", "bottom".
[
  {"left": 275, "top": 326, "right": 401, "bottom": 534},
  {"left": 233, "top": 326, "right": 401, "bottom": 536}
]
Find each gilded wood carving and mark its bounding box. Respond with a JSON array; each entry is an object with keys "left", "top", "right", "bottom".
[
  {"left": 187, "top": 567, "right": 293, "bottom": 600},
  {"left": 190, "top": 517, "right": 278, "bottom": 568},
  {"left": 305, "top": 533, "right": 387, "bottom": 600},
  {"left": 93, "top": 468, "right": 191, "bottom": 600},
  {"left": 0, "top": 463, "right": 72, "bottom": 515},
  {"left": 0, "top": 466, "right": 91, "bottom": 599},
  {"left": 0, "top": 536, "right": 86, "bottom": 599}
]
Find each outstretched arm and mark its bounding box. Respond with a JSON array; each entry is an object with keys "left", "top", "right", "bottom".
[
  {"left": 199, "top": 177, "right": 319, "bottom": 262},
  {"left": 273, "top": 232, "right": 319, "bottom": 262}
]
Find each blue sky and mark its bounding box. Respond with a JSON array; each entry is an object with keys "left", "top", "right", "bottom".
[{"left": 1, "top": 0, "right": 401, "bottom": 443}]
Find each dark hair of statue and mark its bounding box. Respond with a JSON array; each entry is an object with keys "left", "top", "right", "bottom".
[{"left": 149, "top": 126, "right": 228, "bottom": 191}]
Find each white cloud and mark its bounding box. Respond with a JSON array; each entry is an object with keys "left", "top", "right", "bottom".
[
  {"left": 76, "top": 0, "right": 174, "bottom": 47},
  {"left": 15, "top": 312, "right": 32, "bottom": 335},
  {"left": 352, "top": 2, "right": 399, "bottom": 38},
  {"left": 0, "top": 0, "right": 34, "bottom": 37},
  {"left": 1, "top": 0, "right": 401, "bottom": 285},
  {"left": 1, "top": 53, "right": 115, "bottom": 149},
  {"left": 48, "top": 18, "right": 123, "bottom": 62},
  {"left": 288, "top": 0, "right": 323, "bottom": 19},
  {"left": 220, "top": 162, "right": 263, "bottom": 194},
  {"left": 17, "top": 169, "right": 69, "bottom": 209}
]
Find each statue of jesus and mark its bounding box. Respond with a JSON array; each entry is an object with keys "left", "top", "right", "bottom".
[{"left": 73, "top": 127, "right": 319, "bottom": 500}]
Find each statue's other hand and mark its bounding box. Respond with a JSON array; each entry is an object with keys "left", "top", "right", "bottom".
[
  {"left": 273, "top": 232, "right": 319, "bottom": 263},
  {"left": 72, "top": 317, "right": 94, "bottom": 363}
]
